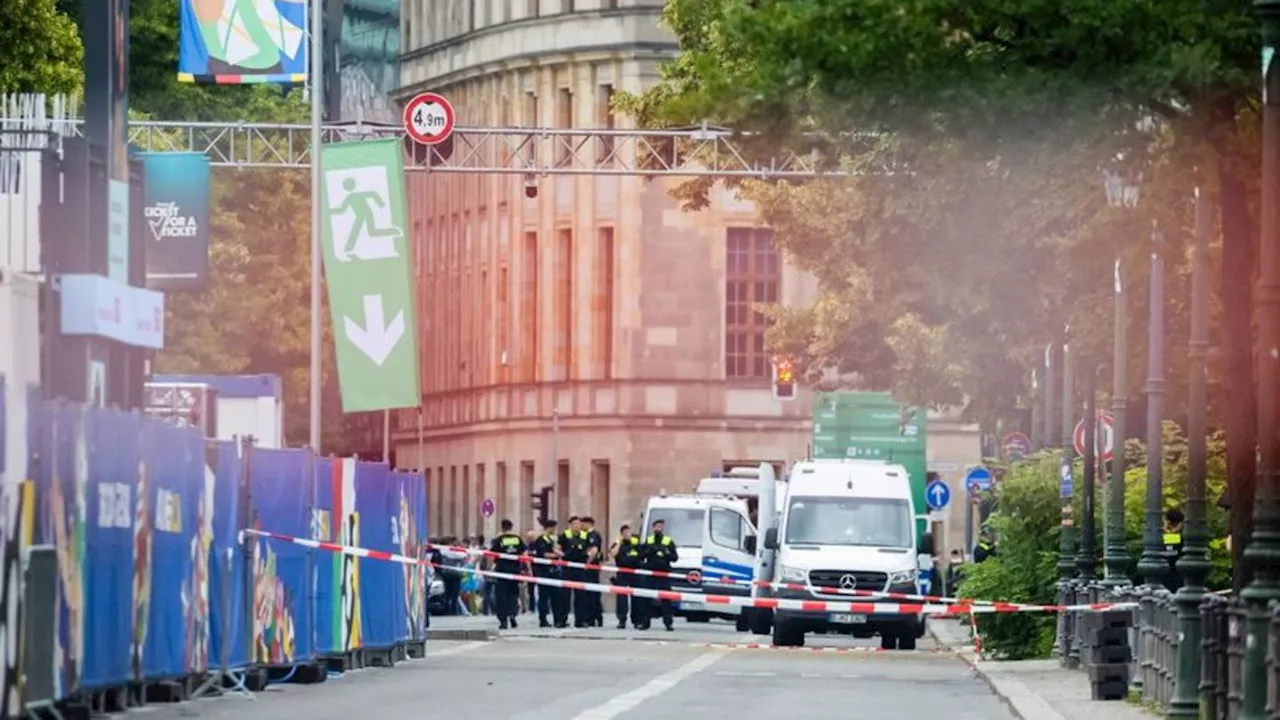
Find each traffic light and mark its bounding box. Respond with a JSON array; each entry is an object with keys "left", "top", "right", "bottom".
[
  {"left": 772, "top": 357, "right": 797, "bottom": 401},
  {"left": 531, "top": 485, "right": 553, "bottom": 526}
]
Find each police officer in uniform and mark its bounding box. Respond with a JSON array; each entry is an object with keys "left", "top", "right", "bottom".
[
  {"left": 611, "top": 524, "right": 644, "bottom": 629},
  {"left": 973, "top": 528, "right": 997, "bottom": 563},
  {"left": 532, "top": 519, "right": 568, "bottom": 628},
  {"left": 1164, "top": 508, "right": 1185, "bottom": 591},
  {"left": 488, "top": 519, "right": 525, "bottom": 629},
  {"left": 582, "top": 516, "right": 605, "bottom": 627},
  {"left": 560, "top": 516, "right": 591, "bottom": 627},
  {"left": 641, "top": 518, "right": 679, "bottom": 631}
]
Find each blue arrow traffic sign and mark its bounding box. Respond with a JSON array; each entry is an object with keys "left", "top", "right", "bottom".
[
  {"left": 926, "top": 478, "right": 951, "bottom": 511},
  {"left": 965, "top": 466, "right": 993, "bottom": 494}
]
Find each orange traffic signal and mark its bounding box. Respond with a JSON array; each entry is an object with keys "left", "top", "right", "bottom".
[{"left": 773, "top": 357, "right": 797, "bottom": 401}]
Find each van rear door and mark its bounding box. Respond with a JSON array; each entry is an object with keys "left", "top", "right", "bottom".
[{"left": 700, "top": 502, "right": 757, "bottom": 599}]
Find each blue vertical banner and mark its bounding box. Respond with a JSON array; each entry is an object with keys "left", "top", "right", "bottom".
[
  {"left": 81, "top": 407, "right": 139, "bottom": 689},
  {"left": 355, "top": 460, "right": 395, "bottom": 649},
  {"left": 206, "top": 440, "right": 248, "bottom": 670},
  {"left": 177, "top": 0, "right": 308, "bottom": 85},
  {"left": 311, "top": 456, "right": 336, "bottom": 655},
  {"left": 247, "top": 448, "right": 314, "bottom": 666},
  {"left": 394, "top": 469, "right": 427, "bottom": 642},
  {"left": 141, "top": 153, "right": 211, "bottom": 291}
]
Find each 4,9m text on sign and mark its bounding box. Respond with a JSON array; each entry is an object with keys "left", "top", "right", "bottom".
[{"left": 403, "top": 92, "right": 456, "bottom": 146}]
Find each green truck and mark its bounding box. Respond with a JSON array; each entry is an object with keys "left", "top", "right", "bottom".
[{"left": 811, "top": 391, "right": 929, "bottom": 534}]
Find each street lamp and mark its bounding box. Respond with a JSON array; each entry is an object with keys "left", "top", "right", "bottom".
[
  {"left": 1101, "top": 169, "right": 1139, "bottom": 585},
  {"left": 1135, "top": 219, "right": 1168, "bottom": 591},
  {"left": 1241, "top": 3, "right": 1280, "bottom": 718},
  {"left": 1168, "top": 189, "right": 1214, "bottom": 718}
]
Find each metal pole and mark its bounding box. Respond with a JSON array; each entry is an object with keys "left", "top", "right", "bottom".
[
  {"left": 1242, "top": 5, "right": 1280, "bottom": 716},
  {"left": 1169, "top": 189, "right": 1213, "bottom": 718},
  {"left": 307, "top": 0, "right": 324, "bottom": 451},
  {"left": 1137, "top": 223, "right": 1168, "bottom": 589},
  {"left": 1078, "top": 370, "right": 1097, "bottom": 579},
  {"left": 551, "top": 407, "right": 560, "bottom": 518},
  {"left": 1058, "top": 339, "right": 1077, "bottom": 581},
  {"left": 1044, "top": 344, "right": 1056, "bottom": 451},
  {"left": 1103, "top": 258, "right": 1130, "bottom": 585}
]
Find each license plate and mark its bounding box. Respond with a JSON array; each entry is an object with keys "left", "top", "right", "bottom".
[
  {"left": 829, "top": 613, "right": 866, "bottom": 624},
  {"left": 682, "top": 601, "right": 704, "bottom": 610}
]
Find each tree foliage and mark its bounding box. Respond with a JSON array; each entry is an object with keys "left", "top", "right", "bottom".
[{"left": 0, "top": 0, "right": 82, "bottom": 94}]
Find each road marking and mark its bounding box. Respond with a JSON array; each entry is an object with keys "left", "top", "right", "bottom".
[
  {"left": 714, "top": 670, "right": 777, "bottom": 677},
  {"left": 426, "top": 640, "right": 488, "bottom": 658},
  {"left": 570, "top": 651, "right": 726, "bottom": 720}
]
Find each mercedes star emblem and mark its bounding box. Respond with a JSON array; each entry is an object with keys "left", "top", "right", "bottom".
[{"left": 839, "top": 574, "right": 858, "bottom": 589}]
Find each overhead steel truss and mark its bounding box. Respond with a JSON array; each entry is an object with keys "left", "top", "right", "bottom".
[{"left": 44, "top": 119, "right": 881, "bottom": 178}]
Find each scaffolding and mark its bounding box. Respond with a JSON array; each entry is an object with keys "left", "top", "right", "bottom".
[{"left": 43, "top": 119, "right": 879, "bottom": 177}]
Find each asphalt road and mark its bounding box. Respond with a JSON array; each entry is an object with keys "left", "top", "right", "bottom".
[{"left": 135, "top": 623, "right": 1013, "bottom": 720}]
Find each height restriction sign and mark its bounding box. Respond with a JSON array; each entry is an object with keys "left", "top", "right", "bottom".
[{"left": 403, "top": 92, "right": 456, "bottom": 146}]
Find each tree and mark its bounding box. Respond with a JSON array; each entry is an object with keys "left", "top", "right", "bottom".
[
  {"left": 626, "top": 0, "right": 1260, "bottom": 584},
  {"left": 0, "top": 0, "right": 81, "bottom": 94}
]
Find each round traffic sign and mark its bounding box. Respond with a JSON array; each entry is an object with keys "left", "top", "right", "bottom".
[
  {"left": 480, "top": 497, "right": 496, "bottom": 518},
  {"left": 1073, "top": 412, "right": 1116, "bottom": 462},
  {"left": 403, "top": 92, "right": 456, "bottom": 146},
  {"left": 1001, "top": 432, "right": 1032, "bottom": 461}
]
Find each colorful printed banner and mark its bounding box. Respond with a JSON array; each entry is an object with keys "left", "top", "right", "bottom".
[{"left": 178, "top": 0, "right": 308, "bottom": 85}]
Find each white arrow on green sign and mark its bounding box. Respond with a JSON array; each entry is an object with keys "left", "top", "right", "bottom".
[{"left": 319, "top": 139, "right": 420, "bottom": 413}]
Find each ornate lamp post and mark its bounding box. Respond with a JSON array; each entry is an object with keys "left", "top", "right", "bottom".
[
  {"left": 1101, "top": 170, "right": 1139, "bottom": 585},
  {"left": 1168, "top": 190, "right": 1214, "bottom": 717},
  {"left": 1241, "top": 3, "right": 1280, "bottom": 716},
  {"left": 1134, "top": 220, "right": 1168, "bottom": 591}
]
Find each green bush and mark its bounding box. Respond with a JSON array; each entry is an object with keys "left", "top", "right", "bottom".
[{"left": 956, "top": 425, "right": 1232, "bottom": 659}]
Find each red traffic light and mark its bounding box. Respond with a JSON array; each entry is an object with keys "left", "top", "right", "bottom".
[{"left": 772, "top": 357, "right": 797, "bottom": 400}]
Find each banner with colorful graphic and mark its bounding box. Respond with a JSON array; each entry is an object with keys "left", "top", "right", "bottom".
[
  {"left": 395, "top": 469, "right": 427, "bottom": 642},
  {"left": 247, "top": 447, "right": 313, "bottom": 665},
  {"left": 141, "top": 153, "right": 211, "bottom": 291},
  {"left": 355, "top": 461, "right": 397, "bottom": 649},
  {"left": 311, "top": 456, "right": 338, "bottom": 655},
  {"left": 177, "top": 0, "right": 308, "bottom": 85},
  {"left": 139, "top": 420, "right": 208, "bottom": 680},
  {"left": 330, "top": 457, "right": 362, "bottom": 653}
]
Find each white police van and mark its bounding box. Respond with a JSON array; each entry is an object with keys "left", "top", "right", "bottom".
[{"left": 746, "top": 459, "right": 933, "bottom": 649}]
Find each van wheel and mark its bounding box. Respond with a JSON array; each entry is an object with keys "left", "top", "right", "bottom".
[
  {"left": 750, "top": 611, "right": 773, "bottom": 636},
  {"left": 899, "top": 632, "right": 917, "bottom": 651},
  {"left": 735, "top": 613, "right": 750, "bottom": 632},
  {"left": 772, "top": 619, "right": 804, "bottom": 647},
  {"left": 879, "top": 633, "right": 898, "bottom": 651}
]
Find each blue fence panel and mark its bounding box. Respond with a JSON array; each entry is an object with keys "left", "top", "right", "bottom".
[
  {"left": 207, "top": 440, "right": 249, "bottom": 670},
  {"left": 395, "top": 470, "right": 428, "bottom": 642},
  {"left": 248, "top": 447, "right": 314, "bottom": 666},
  {"left": 355, "top": 461, "right": 396, "bottom": 650},
  {"left": 81, "top": 407, "right": 141, "bottom": 690},
  {"left": 311, "top": 456, "right": 336, "bottom": 656},
  {"left": 140, "top": 420, "right": 205, "bottom": 680}
]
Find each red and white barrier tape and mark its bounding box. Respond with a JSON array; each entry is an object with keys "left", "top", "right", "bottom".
[{"left": 241, "top": 529, "right": 1134, "bottom": 615}]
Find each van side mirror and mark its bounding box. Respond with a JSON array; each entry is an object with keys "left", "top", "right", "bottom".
[
  {"left": 764, "top": 527, "right": 779, "bottom": 550},
  {"left": 744, "top": 535, "right": 757, "bottom": 554},
  {"left": 918, "top": 531, "right": 935, "bottom": 556}
]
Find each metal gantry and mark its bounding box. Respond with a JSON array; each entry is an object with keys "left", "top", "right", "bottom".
[{"left": 43, "top": 119, "right": 883, "bottom": 177}]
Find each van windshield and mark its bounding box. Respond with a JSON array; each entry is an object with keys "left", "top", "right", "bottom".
[
  {"left": 784, "top": 497, "right": 912, "bottom": 548},
  {"left": 645, "top": 507, "right": 705, "bottom": 548}
]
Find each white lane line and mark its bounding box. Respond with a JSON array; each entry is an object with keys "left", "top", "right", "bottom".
[
  {"left": 570, "top": 651, "right": 726, "bottom": 720},
  {"left": 426, "top": 640, "right": 489, "bottom": 658},
  {"left": 715, "top": 671, "right": 777, "bottom": 677}
]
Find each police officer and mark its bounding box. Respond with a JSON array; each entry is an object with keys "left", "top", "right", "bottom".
[
  {"left": 488, "top": 519, "right": 525, "bottom": 629},
  {"left": 582, "top": 516, "right": 605, "bottom": 627},
  {"left": 560, "top": 516, "right": 591, "bottom": 627},
  {"left": 1164, "top": 508, "right": 1185, "bottom": 591},
  {"left": 532, "top": 519, "right": 568, "bottom": 628},
  {"left": 611, "top": 524, "right": 644, "bottom": 629},
  {"left": 973, "top": 528, "right": 997, "bottom": 563},
  {"left": 641, "top": 518, "right": 679, "bottom": 631}
]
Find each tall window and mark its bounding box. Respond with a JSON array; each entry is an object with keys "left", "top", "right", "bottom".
[
  {"left": 554, "top": 229, "right": 574, "bottom": 380},
  {"left": 596, "top": 84, "right": 615, "bottom": 165},
  {"left": 725, "top": 227, "right": 779, "bottom": 379},
  {"left": 593, "top": 228, "right": 615, "bottom": 378},
  {"left": 498, "top": 265, "right": 510, "bottom": 380},
  {"left": 521, "top": 232, "right": 539, "bottom": 382},
  {"left": 556, "top": 88, "right": 574, "bottom": 166}
]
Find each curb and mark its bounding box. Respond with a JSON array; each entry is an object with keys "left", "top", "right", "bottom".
[
  {"left": 428, "top": 628, "right": 496, "bottom": 641},
  {"left": 926, "top": 622, "right": 1067, "bottom": 720}
]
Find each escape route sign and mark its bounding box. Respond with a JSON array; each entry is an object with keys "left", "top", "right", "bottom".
[{"left": 319, "top": 139, "right": 420, "bottom": 413}]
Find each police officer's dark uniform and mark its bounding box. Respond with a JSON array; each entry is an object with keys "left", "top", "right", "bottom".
[
  {"left": 583, "top": 517, "right": 605, "bottom": 627},
  {"left": 973, "top": 533, "right": 996, "bottom": 563},
  {"left": 560, "top": 517, "right": 591, "bottom": 627},
  {"left": 532, "top": 519, "right": 568, "bottom": 627},
  {"left": 612, "top": 528, "right": 644, "bottom": 629},
  {"left": 640, "top": 521, "right": 679, "bottom": 631},
  {"left": 1164, "top": 509, "right": 1185, "bottom": 591},
  {"left": 489, "top": 520, "right": 526, "bottom": 629}
]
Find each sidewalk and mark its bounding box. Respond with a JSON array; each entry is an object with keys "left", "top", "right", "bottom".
[
  {"left": 428, "top": 614, "right": 497, "bottom": 641},
  {"left": 928, "top": 618, "right": 1156, "bottom": 720}
]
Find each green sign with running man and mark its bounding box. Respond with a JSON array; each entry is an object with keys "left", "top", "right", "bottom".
[{"left": 319, "top": 139, "right": 420, "bottom": 412}]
